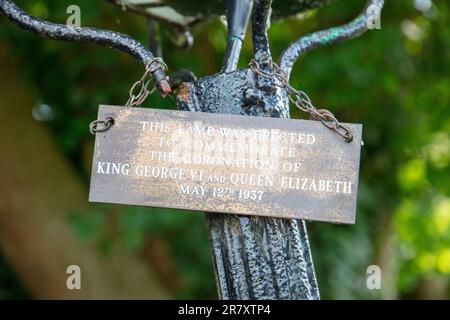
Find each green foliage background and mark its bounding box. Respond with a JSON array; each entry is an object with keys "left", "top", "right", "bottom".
[{"left": 0, "top": 0, "right": 449, "bottom": 299}]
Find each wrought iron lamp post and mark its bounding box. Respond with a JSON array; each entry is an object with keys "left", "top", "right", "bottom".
[{"left": 0, "top": 0, "right": 384, "bottom": 300}]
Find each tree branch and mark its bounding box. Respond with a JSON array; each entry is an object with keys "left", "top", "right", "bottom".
[
  {"left": 0, "top": 0, "right": 171, "bottom": 95},
  {"left": 279, "top": 0, "right": 384, "bottom": 79}
]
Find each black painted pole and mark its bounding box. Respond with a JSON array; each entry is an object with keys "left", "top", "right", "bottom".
[
  {"left": 222, "top": 0, "right": 253, "bottom": 73},
  {"left": 178, "top": 0, "right": 320, "bottom": 300}
]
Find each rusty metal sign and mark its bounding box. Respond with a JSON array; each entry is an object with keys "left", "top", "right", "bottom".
[{"left": 89, "top": 105, "right": 362, "bottom": 224}]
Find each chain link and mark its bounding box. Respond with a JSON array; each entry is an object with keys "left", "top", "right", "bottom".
[
  {"left": 90, "top": 57, "right": 168, "bottom": 135},
  {"left": 125, "top": 57, "right": 168, "bottom": 108},
  {"left": 89, "top": 117, "right": 114, "bottom": 134},
  {"left": 249, "top": 58, "right": 353, "bottom": 143}
]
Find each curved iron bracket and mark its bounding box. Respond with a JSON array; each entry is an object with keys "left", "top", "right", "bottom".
[
  {"left": 0, "top": 0, "right": 171, "bottom": 95},
  {"left": 279, "top": 0, "right": 385, "bottom": 79},
  {"left": 252, "top": 0, "right": 273, "bottom": 62}
]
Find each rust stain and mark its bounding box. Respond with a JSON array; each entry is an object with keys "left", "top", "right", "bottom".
[{"left": 176, "top": 82, "right": 192, "bottom": 103}]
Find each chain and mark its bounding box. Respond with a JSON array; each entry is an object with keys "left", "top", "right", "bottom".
[
  {"left": 125, "top": 57, "right": 168, "bottom": 108},
  {"left": 249, "top": 58, "right": 353, "bottom": 143},
  {"left": 89, "top": 57, "right": 351, "bottom": 141},
  {"left": 90, "top": 57, "right": 168, "bottom": 135},
  {"left": 89, "top": 117, "right": 114, "bottom": 134}
]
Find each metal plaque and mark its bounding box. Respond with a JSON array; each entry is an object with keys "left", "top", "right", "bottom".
[{"left": 89, "top": 105, "right": 362, "bottom": 224}]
